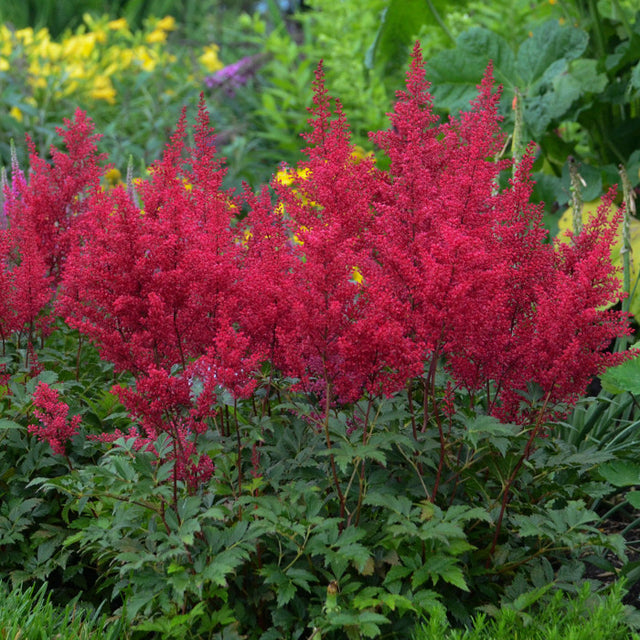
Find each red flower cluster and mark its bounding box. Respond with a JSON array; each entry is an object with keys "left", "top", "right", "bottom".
[
  {"left": 28, "top": 382, "right": 81, "bottom": 456},
  {"left": 0, "top": 110, "right": 105, "bottom": 346},
  {"left": 6, "top": 44, "right": 631, "bottom": 485},
  {"left": 240, "top": 63, "right": 415, "bottom": 404},
  {"left": 362, "top": 46, "right": 629, "bottom": 419}
]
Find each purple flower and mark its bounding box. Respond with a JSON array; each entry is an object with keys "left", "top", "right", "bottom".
[{"left": 204, "top": 54, "right": 266, "bottom": 97}]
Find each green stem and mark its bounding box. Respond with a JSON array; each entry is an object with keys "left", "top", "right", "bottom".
[
  {"left": 424, "top": 0, "right": 456, "bottom": 45},
  {"left": 323, "top": 381, "right": 346, "bottom": 525},
  {"left": 615, "top": 164, "right": 636, "bottom": 352}
]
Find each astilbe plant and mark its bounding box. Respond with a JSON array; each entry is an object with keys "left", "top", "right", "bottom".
[
  {"left": 0, "top": 110, "right": 105, "bottom": 352},
  {"left": 58, "top": 97, "right": 260, "bottom": 490},
  {"left": 55, "top": 45, "right": 629, "bottom": 499},
  {"left": 239, "top": 45, "right": 631, "bottom": 532},
  {"left": 366, "top": 45, "right": 629, "bottom": 425},
  {"left": 10, "top": 43, "right": 637, "bottom": 635}
]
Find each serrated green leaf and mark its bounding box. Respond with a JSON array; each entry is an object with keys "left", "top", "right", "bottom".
[
  {"left": 0, "top": 418, "right": 22, "bottom": 430},
  {"left": 202, "top": 547, "right": 249, "bottom": 586},
  {"left": 510, "top": 582, "right": 555, "bottom": 612},
  {"left": 598, "top": 460, "right": 640, "bottom": 487},
  {"left": 567, "top": 58, "right": 608, "bottom": 95},
  {"left": 600, "top": 350, "right": 640, "bottom": 394},
  {"left": 464, "top": 415, "right": 519, "bottom": 451},
  {"left": 285, "top": 567, "right": 315, "bottom": 592},
  {"left": 516, "top": 20, "right": 588, "bottom": 85}
]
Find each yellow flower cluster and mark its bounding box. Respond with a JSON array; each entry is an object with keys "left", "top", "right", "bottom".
[{"left": 0, "top": 14, "right": 223, "bottom": 121}]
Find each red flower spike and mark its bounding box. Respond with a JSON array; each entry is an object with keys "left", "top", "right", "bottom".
[{"left": 29, "top": 382, "right": 80, "bottom": 456}]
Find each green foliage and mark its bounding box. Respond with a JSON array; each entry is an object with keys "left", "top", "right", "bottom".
[
  {"left": 413, "top": 581, "right": 640, "bottom": 640},
  {"left": 217, "top": 0, "right": 394, "bottom": 187},
  {"left": 0, "top": 0, "right": 106, "bottom": 36},
  {"left": 428, "top": 20, "right": 591, "bottom": 136},
  {"left": 3, "top": 3, "right": 640, "bottom": 636},
  {"left": 0, "top": 325, "right": 130, "bottom": 592},
  {"left": 0, "top": 323, "right": 633, "bottom": 637},
  {"left": 0, "top": 12, "right": 213, "bottom": 176},
  {"left": 19, "top": 372, "right": 632, "bottom": 638},
  {"left": 365, "top": 0, "right": 460, "bottom": 81},
  {"left": 421, "top": 4, "right": 640, "bottom": 212},
  {"left": 601, "top": 348, "right": 640, "bottom": 395}
]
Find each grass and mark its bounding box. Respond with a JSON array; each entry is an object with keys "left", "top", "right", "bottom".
[
  {"left": 413, "top": 582, "right": 640, "bottom": 640},
  {"left": 413, "top": 583, "right": 640, "bottom": 640},
  {"left": 2, "top": 578, "right": 639, "bottom": 639},
  {"left": 0, "top": 580, "right": 124, "bottom": 640}
]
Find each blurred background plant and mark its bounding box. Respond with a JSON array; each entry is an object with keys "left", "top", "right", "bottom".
[{"left": 0, "top": 11, "right": 221, "bottom": 175}]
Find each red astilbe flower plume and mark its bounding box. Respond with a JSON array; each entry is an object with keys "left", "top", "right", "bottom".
[
  {"left": 93, "top": 368, "right": 214, "bottom": 491},
  {"left": 10, "top": 110, "right": 106, "bottom": 284},
  {"left": 236, "top": 184, "right": 298, "bottom": 366},
  {"left": 368, "top": 43, "right": 630, "bottom": 422},
  {"left": 0, "top": 156, "right": 53, "bottom": 345},
  {"left": 243, "top": 62, "right": 417, "bottom": 404},
  {"left": 59, "top": 96, "right": 246, "bottom": 376},
  {"left": 0, "top": 111, "right": 105, "bottom": 350},
  {"left": 496, "top": 189, "right": 630, "bottom": 419},
  {"left": 28, "top": 382, "right": 81, "bottom": 456}
]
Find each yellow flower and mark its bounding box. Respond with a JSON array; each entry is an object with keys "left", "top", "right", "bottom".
[
  {"left": 118, "top": 48, "right": 134, "bottom": 68},
  {"left": 156, "top": 16, "right": 176, "bottom": 31},
  {"left": 15, "top": 27, "right": 34, "bottom": 46},
  {"left": 292, "top": 225, "right": 310, "bottom": 246},
  {"left": 108, "top": 18, "right": 128, "bottom": 30},
  {"left": 63, "top": 33, "right": 96, "bottom": 59},
  {"left": 105, "top": 167, "right": 122, "bottom": 186},
  {"left": 65, "top": 62, "right": 85, "bottom": 79},
  {"left": 199, "top": 45, "right": 224, "bottom": 73},
  {"left": 351, "top": 266, "right": 364, "bottom": 285},
  {"left": 9, "top": 106, "right": 23, "bottom": 122},
  {"left": 276, "top": 168, "right": 295, "bottom": 186},
  {"left": 146, "top": 29, "right": 167, "bottom": 44},
  {"left": 350, "top": 145, "right": 374, "bottom": 164},
  {"left": 0, "top": 57, "right": 8, "bottom": 72},
  {"left": 0, "top": 25, "right": 12, "bottom": 56},
  {"left": 94, "top": 28, "right": 107, "bottom": 45},
  {"left": 90, "top": 75, "right": 117, "bottom": 104},
  {"left": 133, "top": 46, "right": 157, "bottom": 71}
]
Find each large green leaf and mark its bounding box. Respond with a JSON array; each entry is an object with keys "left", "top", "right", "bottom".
[
  {"left": 515, "top": 20, "right": 588, "bottom": 85},
  {"left": 428, "top": 28, "right": 515, "bottom": 113},
  {"left": 365, "top": 0, "right": 468, "bottom": 79},
  {"left": 600, "top": 348, "right": 640, "bottom": 394},
  {"left": 598, "top": 460, "right": 640, "bottom": 487},
  {"left": 428, "top": 20, "right": 592, "bottom": 138}
]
